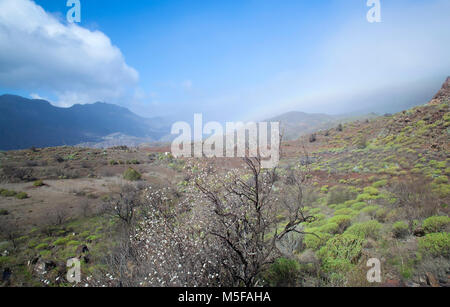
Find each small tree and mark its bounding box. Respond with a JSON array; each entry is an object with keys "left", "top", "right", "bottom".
[
  {"left": 123, "top": 168, "right": 142, "bottom": 181},
  {"left": 194, "top": 157, "right": 315, "bottom": 287},
  {"left": 106, "top": 185, "right": 141, "bottom": 226}
]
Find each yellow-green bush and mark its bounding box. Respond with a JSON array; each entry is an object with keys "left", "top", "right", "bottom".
[
  {"left": 304, "top": 231, "right": 332, "bottom": 250},
  {"left": 344, "top": 220, "right": 382, "bottom": 240},
  {"left": 418, "top": 233, "right": 450, "bottom": 258},
  {"left": 423, "top": 216, "right": 450, "bottom": 234},
  {"left": 392, "top": 221, "right": 409, "bottom": 238},
  {"left": 318, "top": 234, "right": 365, "bottom": 273},
  {"left": 263, "top": 258, "right": 300, "bottom": 287},
  {"left": 328, "top": 215, "right": 352, "bottom": 233},
  {"left": 123, "top": 167, "right": 142, "bottom": 181}
]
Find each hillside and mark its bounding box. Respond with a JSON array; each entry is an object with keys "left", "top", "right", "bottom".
[
  {"left": 0, "top": 95, "right": 170, "bottom": 150},
  {"left": 267, "top": 111, "right": 379, "bottom": 140}
]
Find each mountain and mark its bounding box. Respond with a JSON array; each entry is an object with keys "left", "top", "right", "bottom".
[
  {"left": 430, "top": 77, "right": 450, "bottom": 105},
  {"left": 0, "top": 95, "right": 170, "bottom": 150},
  {"left": 266, "top": 111, "right": 378, "bottom": 140}
]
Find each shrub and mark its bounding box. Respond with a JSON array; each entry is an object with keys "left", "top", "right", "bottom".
[
  {"left": 304, "top": 232, "right": 332, "bottom": 250},
  {"left": 15, "top": 192, "right": 29, "bottom": 199},
  {"left": 423, "top": 216, "right": 450, "bottom": 234},
  {"left": 318, "top": 222, "right": 340, "bottom": 234},
  {"left": 372, "top": 179, "right": 388, "bottom": 188},
  {"left": 35, "top": 243, "right": 48, "bottom": 250},
  {"left": 328, "top": 215, "right": 352, "bottom": 233},
  {"left": 392, "top": 221, "right": 409, "bottom": 238},
  {"left": 67, "top": 240, "right": 81, "bottom": 247},
  {"left": 1, "top": 190, "right": 16, "bottom": 197},
  {"left": 345, "top": 220, "right": 382, "bottom": 239},
  {"left": 123, "top": 167, "right": 142, "bottom": 181},
  {"left": 351, "top": 202, "right": 367, "bottom": 211},
  {"left": 356, "top": 193, "right": 378, "bottom": 202},
  {"left": 263, "top": 258, "right": 300, "bottom": 287},
  {"left": 0, "top": 209, "right": 9, "bottom": 216},
  {"left": 53, "top": 237, "right": 72, "bottom": 246},
  {"left": 318, "top": 234, "right": 365, "bottom": 273},
  {"left": 33, "top": 180, "right": 44, "bottom": 187},
  {"left": 434, "top": 176, "right": 448, "bottom": 184},
  {"left": 361, "top": 205, "right": 379, "bottom": 216},
  {"left": 327, "top": 186, "right": 357, "bottom": 205},
  {"left": 418, "top": 233, "right": 450, "bottom": 258},
  {"left": 363, "top": 186, "right": 379, "bottom": 196},
  {"left": 334, "top": 208, "right": 356, "bottom": 217}
]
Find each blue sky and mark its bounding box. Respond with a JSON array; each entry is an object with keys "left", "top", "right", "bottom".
[{"left": 1, "top": 0, "right": 449, "bottom": 122}]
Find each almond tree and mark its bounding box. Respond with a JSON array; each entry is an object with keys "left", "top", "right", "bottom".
[{"left": 194, "top": 157, "right": 315, "bottom": 287}]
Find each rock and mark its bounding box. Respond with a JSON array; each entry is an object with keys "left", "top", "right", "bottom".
[
  {"left": 2, "top": 268, "right": 11, "bottom": 282},
  {"left": 298, "top": 249, "right": 318, "bottom": 264},
  {"left": 33, "top": 259, "right": 56, "bottom": 275},
  {"left": 430, "top": 77, "right": 450, "bottom": 104},
  {"left": 76, "top": 244, "right": 89, "bottom": 256},
  {"left": 426, "top": 272, "right": 440, "bottom": 287},
  {"left": 413, "top": 227, "right": 425, "bottom": 237},
  {"left": 382, "top": 279, "right": 404, "bottom": 287}
]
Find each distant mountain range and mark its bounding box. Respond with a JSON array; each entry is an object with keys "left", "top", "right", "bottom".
[
  {"left": 1, "top": 90, "right": 426, "bottom": 150},
  {"left": 0, "top": 95, "right": 170, "bottom": 150}
]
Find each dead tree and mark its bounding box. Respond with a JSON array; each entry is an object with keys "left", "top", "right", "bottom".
[{"left": 106, "top": 185, "right": 141, "bottom": 226}]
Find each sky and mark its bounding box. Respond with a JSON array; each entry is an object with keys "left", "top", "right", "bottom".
[{"left": 0, "top": 0, "right": 449, "bottom": 123}]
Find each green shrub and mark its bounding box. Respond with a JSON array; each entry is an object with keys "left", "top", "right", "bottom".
[
  {"left": 434, "top": 176, "right": 448, "bottom": 184},
  {"left": 351, "top": 202, "right": 367, "bottom": 211},
  {"left": 334, "top": 208, "right": 356, "bottom": 217},
  {"left": 372, "top": 179, "right": 388, "bottom": 188},
  {"left": 35, "top": 243, "right": 49, "bottom": 250},
  {"left": 15, "top": 192, "right": 29, "bottom": 199},
  {"left": 318, "top": 223, "right": 340, "bottom": 234},
  {"left": 304, "top": 232, "right": 332, "bottom": 250},
  {"left": 1, "top": 190, "right": 16, "bottom": 197},
  {"left": 328, "top": 215, "right": 352, "bottom": 233},
  {"left": 361, "top": 205, "right": 379, "bottom": 216},
  {"left": 0, "top": 209, "right": 8, "bottom": 216},
  {"left": 318, "top": 234, "right": 365, "bottom": 273},
  {"left": 53, "top": 237, "right": 72, "bottom": 246},
  {"left": 363, "top": 186, "right": 379, "bottom": 196},
  {"left": 67, "top": 240, "right": 81, "bottom": 247},
  {"left": 392, "top": 221, "right": 409, "bottom": 238},
  {"left": 345, "top": 220, "right": 382, "bottom": 239},
  {"left": 327, "top": 186, "right": 357, "bottom": 205},
  {"left": 375, "top": 208, "right": 388, "bottom": 222},
  {"left": 33, "top": 180, "right": 45, "bottom": 187},
  {"left": 418, "top": 233, "right": 450, "bottom": 257},
  {"left": 356, "top": 193, "right": 378, "bottom": 202},
  {"left": 423, "top": 216, "right": 450, "bottom": 234},
  {"left": 263, "top": 258, "right": 300, "bottom": 287},
  {"left": 123, "top": 167, "right": 142, "bottom": 181}
]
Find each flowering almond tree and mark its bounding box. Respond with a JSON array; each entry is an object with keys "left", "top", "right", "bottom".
[{"left": 192, "top": 157, "right": 315, "bottom": 287}]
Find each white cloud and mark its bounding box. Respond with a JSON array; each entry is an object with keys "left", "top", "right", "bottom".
[
  {"left": 30, "top": 93, "right": 47, "bottom": 100},
  {"left": 0, "top": 0, "right": 139, "bottom": 106}
]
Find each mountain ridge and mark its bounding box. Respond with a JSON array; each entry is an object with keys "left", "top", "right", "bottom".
[{"left": 0, "top": 94, "right": 170, "bottom": 150}]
